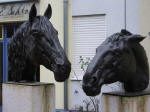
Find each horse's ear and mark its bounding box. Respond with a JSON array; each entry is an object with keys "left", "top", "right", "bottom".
[
  {"left": 126, "top": 35, "right": 146, "bottom": 43},
  {"left": 44, "top": 4, "right": 52, "bottom": 19},
  {"left": 29, "top": 4, "right": 37, "bottom": 23}
]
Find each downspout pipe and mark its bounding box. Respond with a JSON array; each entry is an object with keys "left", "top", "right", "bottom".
[
  {"left": 124, "top": 0, "right": 127, "bottom": 30},
  {"left": 64, "top": 0, "right": 69, "bottom": 110}
]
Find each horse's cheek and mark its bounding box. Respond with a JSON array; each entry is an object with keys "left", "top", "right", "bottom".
[{"left": 127, "top": 55, "right": 136, "bottom": 73}]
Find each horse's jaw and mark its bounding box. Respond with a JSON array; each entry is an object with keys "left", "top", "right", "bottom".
[
  {"left": 82, "top": 68, "right": 117, "bottom": 96},
  {"left": 42, "top": 59, "right": 71, "bottom": 82}
]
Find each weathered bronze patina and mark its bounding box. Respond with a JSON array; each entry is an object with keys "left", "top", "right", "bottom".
[
  {"left": 8, "top": 4, "right": 71, "bottom": 82},
  {"left": 82, "top": 30, "right": 149, "bottom": 96}
]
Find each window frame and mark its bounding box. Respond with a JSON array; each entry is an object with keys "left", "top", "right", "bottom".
[{"left": 0, "top": 25, "right": 3, "bottom": 40}]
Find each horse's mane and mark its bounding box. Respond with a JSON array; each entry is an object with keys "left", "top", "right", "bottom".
[
  {"left": 131, "top": 42, "right": 149, "bottom": 77},
  {"left": 8, "top": 21, "right": 31, "bottom": 62},
  {"left": 8, "top": 21, "right": 31, "bottom": 80}
]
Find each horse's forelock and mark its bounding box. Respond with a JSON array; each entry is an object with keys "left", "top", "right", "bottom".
[
  {"left": 32, "top": 16, "right": 51, "bottom": 32},
  {"left": 108, "top": 33, "right": 123, "bottom": 43}
]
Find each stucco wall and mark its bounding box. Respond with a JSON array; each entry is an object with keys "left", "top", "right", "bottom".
[
  {"left": 140, "top": 0, "right": 150, "bottom": 72},
  {"left": 140, "top": 0, "right": 150, "bottom": 91},
  {"left": 126, "top": 0, "right": 140, "bottom": 33},
  {"left": 39, "top": 0, "right": 65, "bottom": 109},
  {"left": 140, "top": 0, "right": 150, "bottom": 35}
]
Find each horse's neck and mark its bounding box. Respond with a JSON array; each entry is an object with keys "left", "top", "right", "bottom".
[
  {"left": 22, "top": 60, "right": 37, "bottom": 81},
  {"left": 132, "top": 44, "right": 149, "bottom": 76},
  {"left": 123, "top": 44, "right": 149, "bottom": 92}
]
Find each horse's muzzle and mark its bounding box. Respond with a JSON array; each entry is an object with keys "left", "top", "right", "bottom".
[
  {"left": 54, "top": 62, "right": 71, "bottom": 82},
  {"left": 82, "top": 83, "right": 101, "bottom": 96}
]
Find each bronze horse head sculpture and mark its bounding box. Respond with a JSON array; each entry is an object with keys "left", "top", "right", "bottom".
[
  {"left": 8, "top": 4, "right": 71, "bottom": 82},
  {"left": 82, "top": 30, "right": 149, "bottom": 96}
]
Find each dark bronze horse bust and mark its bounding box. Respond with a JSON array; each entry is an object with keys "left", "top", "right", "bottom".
[
  {"left": 8, "top": 4, "right": 71, "bottom": 82},
  {"left": 82, "top": 30, "right": 149, "bottom": 96}
]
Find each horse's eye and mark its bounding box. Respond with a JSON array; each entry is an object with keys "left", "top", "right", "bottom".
[
  {"left": 114, "top": 50, "right": 121, "bottom": 56},
  {"left": 31, "top": 30, "right": 40, "bottom": 37},
  {"left": 108, "top": 63, "right": 113, "bottom": 68}
]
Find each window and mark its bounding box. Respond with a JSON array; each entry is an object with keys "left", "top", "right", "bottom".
[{"left": 72, "top": 15, "right": 107, "bottom": 80}]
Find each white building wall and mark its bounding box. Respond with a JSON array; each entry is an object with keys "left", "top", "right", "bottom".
[
  {"left": 126, "top": 0, "right": 140, "bottom": 33},
  {"left": 72, "top": 0, "right": 125, "bottom": 36}
]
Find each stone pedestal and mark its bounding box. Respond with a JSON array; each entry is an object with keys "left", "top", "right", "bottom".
[
  {"left": 100, "top": 91, "right": 150, "bottom": 112},
  {"left": 3, "top": 82, "right": 55, "bottom": 112}
]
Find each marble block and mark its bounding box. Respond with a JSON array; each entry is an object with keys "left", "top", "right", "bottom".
[
  {"left": 100, "top": 91, "right": 150, "bottom": 112},
  {"left": 3, "top": 82, "right": 55, "bottom": 112}
]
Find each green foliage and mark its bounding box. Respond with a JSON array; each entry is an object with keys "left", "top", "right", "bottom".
[{"left": 79, "top": 56, "right": 91, "bottom": 72}]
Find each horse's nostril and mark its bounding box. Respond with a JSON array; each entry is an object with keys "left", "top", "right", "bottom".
[
  {"left": 57, "top": 64, "right": 66, "bottom": 72},
  {"left": 82, "top": 83, "right": 91, "bottom": 90}
]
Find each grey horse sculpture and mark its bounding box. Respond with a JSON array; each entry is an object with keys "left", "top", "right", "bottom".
[
  {"left": 82, "top": 30, "right": 149, "bottom": 96},
  {"left": 8, "top": 4, "right": 71, "bottom": 82}
]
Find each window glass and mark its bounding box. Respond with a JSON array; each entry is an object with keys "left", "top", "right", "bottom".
[
  {"left": 5, "top": 23, "right": 23, "bottom": 38},
  {"left": 0, "top": 25, "right": 3, "bottom": 40},
  {"left": 6, "top": 24, "right": 14, "bottom": 38}
]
